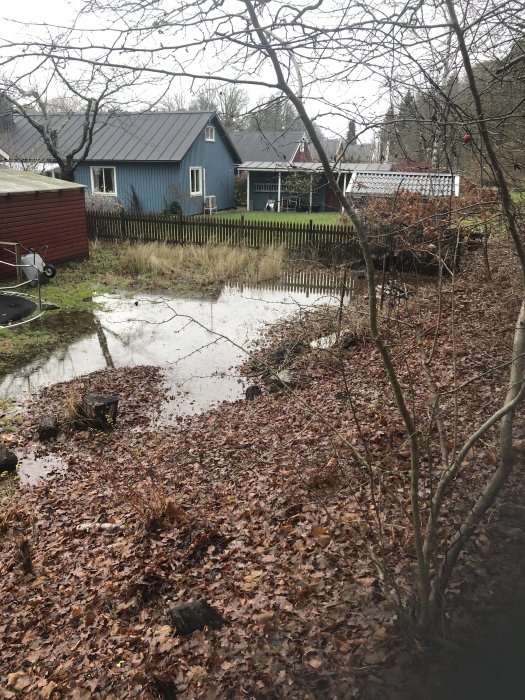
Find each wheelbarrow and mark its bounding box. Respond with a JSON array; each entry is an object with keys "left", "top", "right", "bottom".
[{"left": 2, "top": 243, "right": 57, "bottom": 287}]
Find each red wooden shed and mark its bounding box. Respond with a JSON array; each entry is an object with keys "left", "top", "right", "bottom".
[{"left": 0, "top": 168, "right": 88, "bottom": 280}]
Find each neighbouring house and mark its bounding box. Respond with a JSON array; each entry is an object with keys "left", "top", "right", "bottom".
[
  {"left": 229, "top": 130, "right": 313, "bottom": 163},
  {"left": 314, "top": 137, "right": 375, "bottom": 164},
  {"left": 346, "top": 171, "right": 460, "bottom": 207},
  {"left": 0, "top": 111, "right": 241, "bottom": 215},
  {"left": 237, "top": 160, "right": 392, "bottom": 212},
  {"left": 0, "top": 168, "right": 88, "bottom": 280},
  {"left": 229, "top": 129, "right": 390, "bottom": 212}
]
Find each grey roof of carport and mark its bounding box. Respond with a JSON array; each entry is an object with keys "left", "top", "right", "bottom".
[{"left": 237, "top": 161, "right": 392, "bottom": 172}]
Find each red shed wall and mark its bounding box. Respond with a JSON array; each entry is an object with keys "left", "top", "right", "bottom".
[{"left": 0, "top": 188, "right": 89, "bottom": 280}]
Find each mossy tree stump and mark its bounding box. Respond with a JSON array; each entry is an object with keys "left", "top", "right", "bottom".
[{"left": 77, "top": 393, "right": 119, "bottom": 431}]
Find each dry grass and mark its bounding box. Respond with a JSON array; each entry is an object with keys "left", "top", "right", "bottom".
[
  {"left": 64, "top": 389, "right": 83, "bottom": 426},
  {"left": 120, "top": 242, "right": 285, "bottom": 286},
  {"left": 107, "top": 469, "right": 190, "bottom": 533}
]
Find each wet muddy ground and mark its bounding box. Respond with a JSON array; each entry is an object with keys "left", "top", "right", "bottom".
[{"left": 1, "top": 265, "right": 523, "bottom": 698}]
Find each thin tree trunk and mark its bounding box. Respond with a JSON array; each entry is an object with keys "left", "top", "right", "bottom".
[{"left": 429, "top": 299, "right": 525, "bottom": 619}]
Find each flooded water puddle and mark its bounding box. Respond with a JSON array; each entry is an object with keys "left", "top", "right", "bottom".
[
  {"left": 17, "top": 449, "right": 68, "bottom": 485},
  {"left": 0, "top": 274, "right": 352, "bottom": 419}
]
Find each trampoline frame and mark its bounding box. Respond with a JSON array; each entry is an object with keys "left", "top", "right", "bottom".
[{"left": 0, "top": 251, "right": 46, "bottom": 327}]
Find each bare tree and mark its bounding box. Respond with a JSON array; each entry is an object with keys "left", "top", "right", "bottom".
[
  {"left": 0, "top": 58, "right": 154, "bottom": 181},
  {"left": 1, "top": 0, "right": 524, "bottom": 635},
  {"left": 247, "top": 92, "right": 300, "bottom": 131},
  {"left": 155, "top": 91, "right": 188, "bottom": 112},
  {"left": 214, "top": 84, "right": 250, "bottom": 129}
]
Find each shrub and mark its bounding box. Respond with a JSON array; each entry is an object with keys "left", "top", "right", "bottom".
[
  {"left": 164, "top": 200, "right": 183, "bottom": 217},
  {"left": 85, "top": 191, "right": 124, "bottom": 212}
]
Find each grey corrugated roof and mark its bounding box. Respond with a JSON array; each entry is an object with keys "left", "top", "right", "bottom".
[
  {"left": 229, "top": 131, "right": 307, "bottom": 162},
  {"left": 346, "top": 171, "right": 459, "bottom": 197},
  {"left": 0, "top": 112, "right": 241, "bottom": 163},
  {"left": 238, "top": 161, "right": 391, "bottom": 173},
  {"left": 0, "top": 167, "right": 84, "bottom": 195}
]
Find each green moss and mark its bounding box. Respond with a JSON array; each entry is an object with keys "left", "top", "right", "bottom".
[
  {"left": 0, "top": 397, "right": 24, "bottom": 433},
  {"left": 0, "top": 242, "right": 228, "bottom": 377}
]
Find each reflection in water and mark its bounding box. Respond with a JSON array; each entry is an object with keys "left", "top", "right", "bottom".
[
  {"left": 0, "top": 272, "right": 353, "bottom": 417},
  {"left": 93, "top": 316, "right": 115, "bottom": 369}
]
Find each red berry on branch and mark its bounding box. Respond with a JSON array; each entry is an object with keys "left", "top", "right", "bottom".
[{"left": 463, "top": 134, "right": 472, "bottom": 143}]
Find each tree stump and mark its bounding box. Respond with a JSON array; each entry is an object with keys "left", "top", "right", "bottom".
[
  {"left": 77, "top": 393, "right": 119, "bottom": 431},
  {"left": 0, "top": 444, "right": 18, "bottom": 473},
  {"left": 245, "top": 385, "right": 262, "bottom": 401},
  {"left": 38, "top": 414, "right": 59, "bottom": 441},
  {"left": 169, "top": 600, "right": 226, "bottom": 636}
]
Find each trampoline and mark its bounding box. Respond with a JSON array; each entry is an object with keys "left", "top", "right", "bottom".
[{"left": 0, "top": 293, "right": 37, "bottom": 326}]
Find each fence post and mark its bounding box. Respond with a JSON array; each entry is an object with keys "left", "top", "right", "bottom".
[
  {"left": 120, "top": 210, "right": 127, "bottom": 240},
  {"left": 14, "top": 242, "right": 22, "bottom": 282}
]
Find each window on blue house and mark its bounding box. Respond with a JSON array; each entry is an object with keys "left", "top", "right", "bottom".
[
  {"left": 205, "top": 126, "right": 215, "bottom": 142},
  {"left": 190, "top": 167, "right": 203, "bottom": 196},
  {"left": 91, "top": 166, "right": 117, "bottom": 195}
]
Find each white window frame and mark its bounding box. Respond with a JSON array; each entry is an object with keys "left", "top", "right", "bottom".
[
  {"left": 204, "top": 126, "right": 215, "bottom": 142},
  {"left": 190, "top": 167, "right": 203, "bottom": 196},
  {"left": 90, "top": 166, "right": 117, "bottom": 196}
]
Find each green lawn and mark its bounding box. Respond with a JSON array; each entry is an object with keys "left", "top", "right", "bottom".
[{"left": 209, "top": 209, "right": 344, "bottom": 226}]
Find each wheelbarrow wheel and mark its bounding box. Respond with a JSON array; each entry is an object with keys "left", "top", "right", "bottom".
[{"left": 43, "top": 264, "right": 57, "bottom": 279}]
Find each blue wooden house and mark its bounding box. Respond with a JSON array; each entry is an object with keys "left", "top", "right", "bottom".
[{"left": 0, "top": 111, "right": 241, "bottom": 215}]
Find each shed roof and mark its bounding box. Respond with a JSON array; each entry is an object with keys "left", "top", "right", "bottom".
[
  {"left": 0, "top": 111, "right": 241, "bottom": 164},
  {"left": 346, "top": 171, "right": 459, "bottom": 197},
  {"left": 238, "top": 161, "right": 391, "bottom": 173},
  {"left": 229, "top": 131, "right": 307, "bottom": 162},
  {"left": 0, "top": 167, "right": 84, "bottom": 195}
]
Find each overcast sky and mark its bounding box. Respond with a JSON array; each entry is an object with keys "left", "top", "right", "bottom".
[
  {"left": 3, "top": 0, "right": 78, "bottom": 31},
  {"left": 1, "top": 0, "right": 381, "bottom": 141}
]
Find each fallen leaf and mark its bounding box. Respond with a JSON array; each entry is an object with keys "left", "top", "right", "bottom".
[
  {"left": 6, "top": 673, "right": 32, "bottom": 692},
  {"left": 310, "top": 524, "right": 331, "bottom": 547},
  {"left": 356, "top": 577, "right": 376, "bottom": 586},
  {"left": 41, "top": 681, "right": 58, "bottom": 699}
]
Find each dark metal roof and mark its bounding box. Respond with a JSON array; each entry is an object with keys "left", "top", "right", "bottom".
[
  {"left": 0, "top": 112, "right": 241, "bottom": 163},
  {"left": 229, "top": 131, "right": 307, "bottom": 162},
  {"left": 313, "top": 138, "right": 375, "bottom": 163},
  {"left": 346, "top": 171, "right": 460, "bottom": 197}
]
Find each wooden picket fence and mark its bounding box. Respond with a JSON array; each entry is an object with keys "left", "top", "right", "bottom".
[{"left": 86, "top": 210, "right": 364, "bottom": 259}]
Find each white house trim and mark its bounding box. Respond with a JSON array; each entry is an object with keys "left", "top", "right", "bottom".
[{"left": 90, "top": 165, "right": 117, "bottom": 196}]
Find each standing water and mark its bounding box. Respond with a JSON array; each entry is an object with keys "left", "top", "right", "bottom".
[{"left": 0, "top": 273, "right": 353, "bottom": 417}]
